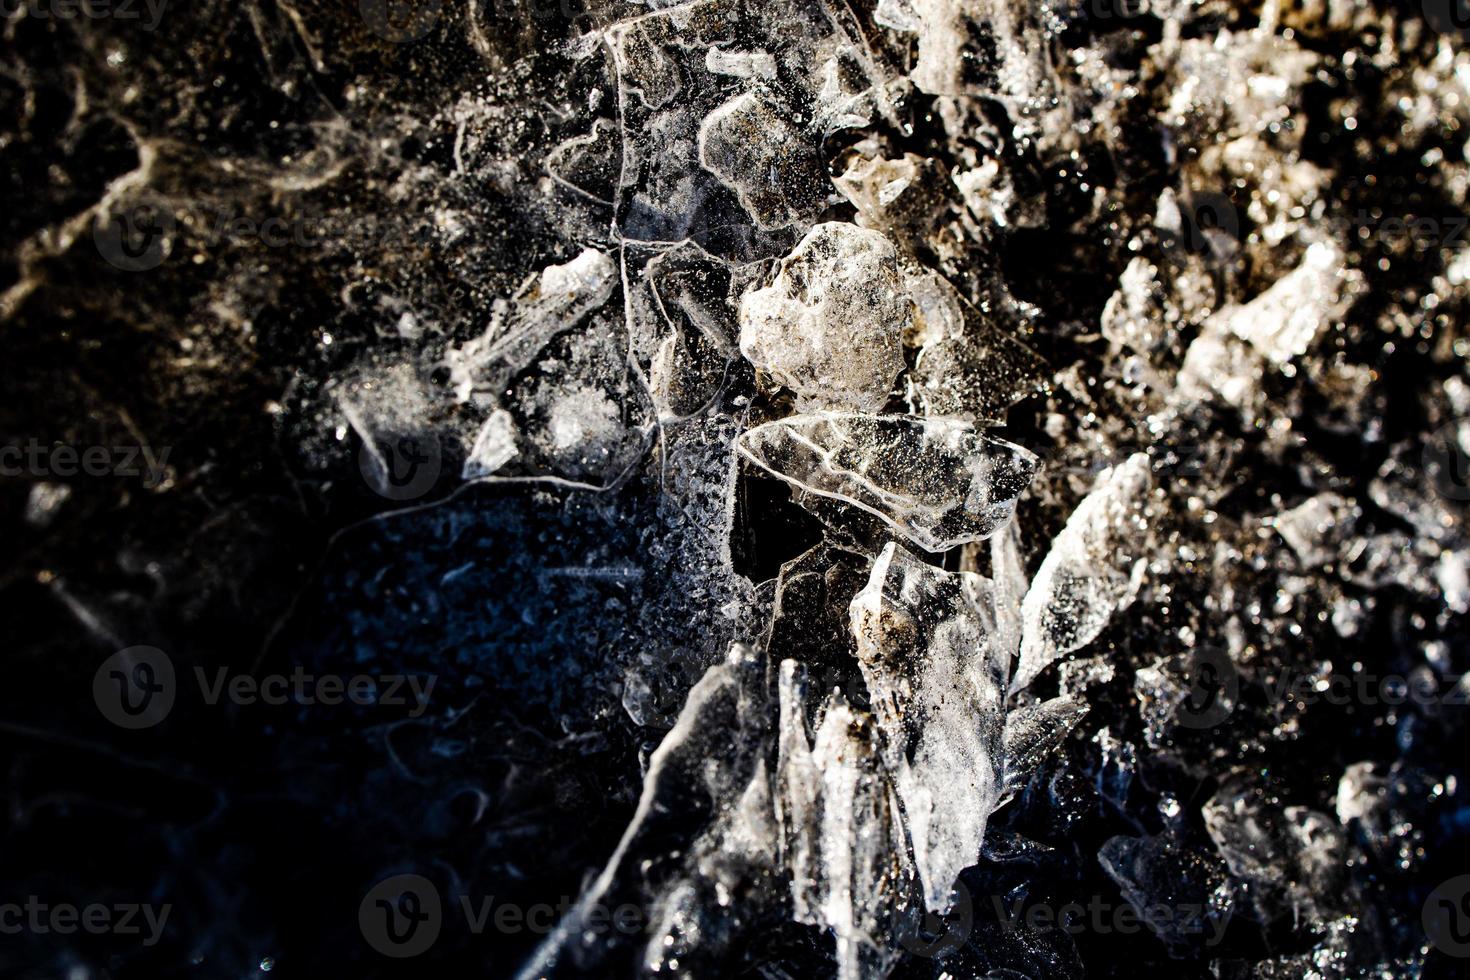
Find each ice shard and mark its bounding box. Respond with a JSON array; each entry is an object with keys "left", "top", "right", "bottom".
[
  {"left": 1013, "top": 452, "right": 1154, "bottom": 691},
  {"left": 849, "top": 541, "right": 1005, "bottom": 911},
  {"left": 738, "top": 413, "right": 1040, "bottom": 553},
  {"left": 738, "top": 222, "right": 910, "bottom": 412}
]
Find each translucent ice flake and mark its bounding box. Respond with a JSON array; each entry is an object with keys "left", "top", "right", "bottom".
[
  {"left": 1271, "top": 492, "right": 1361, "bottom": 569},
  {"left": 448, "top": 247, "right": 618, "bottom": 402},
  {"left": 905, "top": 268, "right": 1047, "bottom": 422},
  {"left": 698, "top": 92, "right": 828, "bottom": 231},
  {"left": 1159, "top": 31, "right": 1319, "bottom": 147},
  {"left": 462, "top": 408, "right": 517, "bottom": 479},
  {"left": 1100, "top": 257, "right": 1169, "bottom": 354},
  {"left": 1097, "top": 834, "right": 1233, "bottom": 955},
  {"left": 1178, "top": 242, "right": 1354, "bottom": 414},
  {"left": 1215, "top": 241, "right": 1350, "bottom": 366},
  {"left": 611, "top": 19, "right": 684, "bottom": 110},
  {"left": 738, "top": 223, "right": 909, "bottom": 411},
  {"left": 905, "top": 0, "right": 1059, "bottom": 129},
  {"left": 1202, "top": 774, "right": 1346, "bottom": 927},
  {"left": 873, "top": 0, "right": 920, "bottom": 32},
  {"left": 516, "top": 645, "right": 775, "bottom": 980},
  {"left": 704, "top": 46, "right": 778, "bottom": 81},
  {"left": 834, "top": 154, "right": 949, "bottom": 242},
  {"left": 622, "top": 241, "right": 743, "bottom": 423},
  {"left": 849, "top": 542, "right": 1005, "bottom": 911},
  {"left": 546, "top": 117, "right": 621, "bottom": 204},
  {"left": 778, "top": 667, "right": 913, "bottom": 980},
  {"left": 999, "top": 694, "right": 1089, "bottom": 803},
  {"left": 737, "top": 412, "right": 1039, "bottom": 553},
  {"left": 1013, "top": 453, "right": 1153, "bottom": 692}
]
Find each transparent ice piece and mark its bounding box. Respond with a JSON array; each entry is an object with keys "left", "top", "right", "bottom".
[
  {"left": 777, "top": 661, "right": 913, "bottom": 980},
  {"left": 1215, "top": 241, "right": 1349, "bottom": 365},
  {"left": 738, "top": 412, "right": 1040, "bottom": 553},
  {"left": 705, "top": 46, "right": 778, "bottom": 81},
  {"left": 849, "top": 541, "right": 1004, "bottom": 911},
  {"left": 1013, "top": 453, "right": 1152, "bottom": 691},
  {"left": 905, "top": 268, "right": 1048, "bottom": 422},
  {"left": 1097, "top": 833, "right": 1233, "bottom": 955},
  {"left": 698, "top": 92, "right": 828, "bottom": 231},
  {"left": 462, "top": 409, "right": 517, "bottom": 479},
  {"left": 738, "top": 222, "right": 909, "bottom": 411},
  {"left": 1271, "top": 492, "right": 1360, "bottom": 570},
  {"left": 448, "top": 247, "right": 618, "bottom": 403},
  {"left": 517, "top": 645, "right": 774, "bottom": 979},
  {"left": 1203, "top": 774, "right": 1346, "bottom": 927},
  {"left": 999, "top": 694, "right": 1089, "bottom": 803}
]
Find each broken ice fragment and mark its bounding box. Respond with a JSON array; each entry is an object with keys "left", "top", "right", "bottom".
[
  {"left": 24, "top": 481, "right": 70, "bottom": 528},
  {"left": 1097, "top": 833, "right": 1233, "bottom": 955},
  {"left": 1101, "top": 257, "right": 1169, "bottom": 354},
  {"left": 704, "top": 46, "right": 778, "bottom": 81},
  {"left": 811, "top": 699, "right": 911, "bottom": 979},
  {"left": 462, "top": 409, "right": 517, "bottom": 479},
  {"left": 739, "top": 223, "right": 910, "bottom": 412},
  {"left": 1179, "top": 242, "right": 1353, "bottom": 410},
  {"left": 698, "top": 92, "right": 827, "bottom": 230},
  {"left": 448, "top": 247, "right": 618, "bottom": 402},
  {"left": 517, "top": 645, "right": 774, "bottom": 979},
  {"left": 834, "top": 154, "right": 948, "bottom": 243},
  {"left": 873, "top": 0, "right": 921, "bottom": 33},
  {"left": 1202, "top": 774, "right": 1346, "bottom": 927},
  {"left": 1271, "top": 492, "right": 1361, "bottom": 569},
  {"left": 849, "top": 541, "right": 1005, "bottom": 911},
  {"left": 1215, "top": 241, "right": 1349, "bottom": 365},
  {"left": 623, "top": 241, "right": 742, "bottom": 423},
  {"left": 1013, "top": 453, "right": 1152, "bottom": 692},
  {"left": 999, "top": 694, "right": 1089, "bottom": 803},
  {"left": 738, "top": 412, "right": 1039, "bottom": 553},
  {"left": 989, "top": 521, "right": 1027, "bottom": 677},
  {"left": 777, "top": 662, "right": 913, "bottom": 980},
  {"left": 905, "top": 268, "right": 1048, "bottom": 422},
  {"left": 906, "top": 0, "right": 1058, "bottom": 126},
  {"left": 611, "top": 20, "right": 683, "bottom": 110},
  {"left": 1134, "top": 649, "right": 1239, "bottom": 747}
]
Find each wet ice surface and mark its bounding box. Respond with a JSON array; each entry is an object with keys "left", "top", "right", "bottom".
[{"left": 7, "top": 0, "right": 1470, "bottom": 977}]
